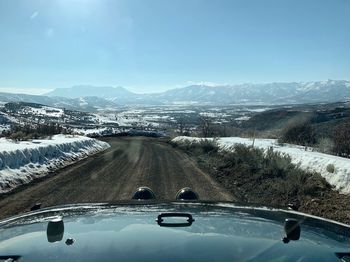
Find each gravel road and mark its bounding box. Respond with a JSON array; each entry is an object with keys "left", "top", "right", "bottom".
[{"left": 0, "top": 137, "right": 233, "bottom": 219}]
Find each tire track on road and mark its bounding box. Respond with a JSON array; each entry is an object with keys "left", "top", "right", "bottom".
[{"left": 0, "top": 137, "right": 233, "bottom": 219}]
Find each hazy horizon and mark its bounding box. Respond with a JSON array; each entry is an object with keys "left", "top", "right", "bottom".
[{"left": 0, "top": 78, "right": 349, "bottom": 96}]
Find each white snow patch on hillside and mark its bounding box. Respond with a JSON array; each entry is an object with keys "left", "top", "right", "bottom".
[
  {"left": 73, "top": 127, "right": 127, "bottom": 137},
  {"left": 235, "top": 116, "right": 251, "bottom": 121},
  {"left": 23, "top": 106, "right": 64, "bottom": 118},
  {"left": 0, "top": 135, "right": 110, "bottom": 193},
  {"left": 246, "top": 108, "right": 271, "bottom": 112},
  {"left": 199, "top": 112, "right": 229, "bottom": 118},
  {"left": 173, "top": 136, "right": 350, "bottom": 194},
  {"left": 92, "top": 113, "right": 118, "bottom": 124},
  {"left": 0, "top": 125, "right": 10, "bottom": 132}
]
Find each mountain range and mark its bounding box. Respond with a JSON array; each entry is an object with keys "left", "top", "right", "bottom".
[
  {"left": 0, "top": 92, "right": 116, "bottom": 112},
  {"left": 1, "top": 80, "right": 349, "bottom": 111}
]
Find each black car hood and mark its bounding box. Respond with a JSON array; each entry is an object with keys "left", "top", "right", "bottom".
[{"left": 0, "top": 201, "right": 350, "bottom": 261}]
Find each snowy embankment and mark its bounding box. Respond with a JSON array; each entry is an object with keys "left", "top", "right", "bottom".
[
  {"left": 173, "top": 136, "right": 350, "bottom": 194},
  {"left": 0, "top": 135, "right": 110, "bottom": 193}
]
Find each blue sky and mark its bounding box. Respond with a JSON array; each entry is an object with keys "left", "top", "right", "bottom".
[{"left": 0, "top": 0, "right": 349, "bottom": 94}]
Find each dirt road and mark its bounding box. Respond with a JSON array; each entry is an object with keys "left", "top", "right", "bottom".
[{"left": 0, "top": 137, "right": 233, "bottom": 219}]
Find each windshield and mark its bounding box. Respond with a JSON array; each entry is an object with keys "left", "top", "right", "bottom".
[{"left": 0, "top": 0, "right": 350, "bottom": 226}]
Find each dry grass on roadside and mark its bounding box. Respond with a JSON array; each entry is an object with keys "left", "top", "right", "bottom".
[{"left": 174, "top": 139, "right": 350, "bottom": 224}]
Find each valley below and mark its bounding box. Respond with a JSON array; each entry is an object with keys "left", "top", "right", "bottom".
[{"left": 1, "top": 83, "right": 350, "bottom": 224}]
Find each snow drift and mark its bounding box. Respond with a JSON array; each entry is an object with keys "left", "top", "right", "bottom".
[
  {"left": 173, "top": 136, "right": 350, "bottom": 194},
  {"left": 0, "top": 135, "right": 110, "bottom": 193}
]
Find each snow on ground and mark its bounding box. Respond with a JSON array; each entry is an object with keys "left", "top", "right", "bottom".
[
  {"left": 199, "top": 112, "right": 230, "bottom": 118},
  {"left": 73, "top": 127, "right": 112, "bottom": 136},
  {"left": 0, "top": 135, "right": 110, "bottom": 193},
  {"left": 173, "top": 136, "right": 350, "bottom": 194},
  {"left": 0, "top": 125, "right": 10, "bottom": 133},
  {"left": 23, "top": 106, "right": 64, "bottom": 118},
  {"left": 73, "top": 127, "right": 127, "bottom": 137},
  {"left": 246, "top": 108, "right": 271, "bottom": 112},
  {"left": 92, "top": 113, "right": 118, "bottom": 124},
  {"left": 234, "top": 116, "right": 251, "bottom": 121},
  {"left": 0, "top": 112, "right": 16, "bottom": 125},
  {"left": 92, "top": 110, "right": 162, "bottom": 128}
]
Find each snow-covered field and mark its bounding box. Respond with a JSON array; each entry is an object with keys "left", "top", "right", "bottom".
[
  {"left": 173, "top": 136, "right": 350, "bottom": 194},
  {"left": 24, "top": 106, "right": 64, "bottom": 118},
  {"left": 73, "top": 127, "right": 118, "bottom": 136},
  {"left": 0, "top": 135, "right": 110, "bottom": 193}
]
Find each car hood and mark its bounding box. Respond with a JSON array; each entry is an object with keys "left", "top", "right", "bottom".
[{"left": 0, "top": 201, "right": 350, "bottom": 261}]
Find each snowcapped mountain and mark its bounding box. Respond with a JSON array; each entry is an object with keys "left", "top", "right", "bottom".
[
  {"left": 0, "top": 92, "right": 117, "bottom": 112},
  {"left": 46, "top": 80, "right": 350, "bottom": 105},
  {"left": 1, "top": 80, "right": 350, "bottom": 110},
  {"left": 142, "top": 80, "right": 350, "bottom": 105},
  {"left": 290, "top": 80, "right": 350, "bottom": 103},
  {"left": 45, "top": 85, "right": 137, "bottom": 102},
  {"left": 152, "top": 83, "right": 291, "bottom": 104}
]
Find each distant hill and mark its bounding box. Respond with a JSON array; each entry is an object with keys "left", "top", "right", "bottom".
[
  {"left": 150, "top": 80, "right": 350, "bottom": 105},
  {"left": 45, "top": 80, "right": 350, "bottom": 105},
  {"left": 1, "top": 80, "right": 350, "bottom": 111},
  {"left": 242, "top": 101, "right": 350, "bottom": 136},
  {"left": 0, "top": 92, "right": 117, "bottom": 112},
  {"left": 45, "top": 85, "right": 136, "bottom": 101}
]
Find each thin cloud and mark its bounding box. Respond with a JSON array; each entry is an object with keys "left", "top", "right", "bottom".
[{"left": 30, "top": 11, "right": 39, "bottom": 20}]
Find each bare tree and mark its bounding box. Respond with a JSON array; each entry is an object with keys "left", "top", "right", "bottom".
[
  {"left": 279, "top": 119, "right": 316, "bottom": 146},
  {"left": 333, "top": 122, "right": 350, "bottom": 157},
  {"left": 200, "top": 116, "right": 213, "bottom": 137},
  {"left": 178, "top": 116, "right": 185, "bottom": 135}
]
